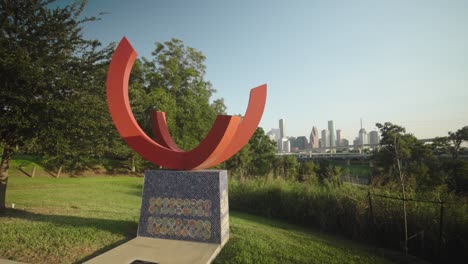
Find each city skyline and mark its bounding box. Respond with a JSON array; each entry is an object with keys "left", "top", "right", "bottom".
[
  {"left": 269, "top": 118, "right": 383, "bottom": 152},
  {"left": 267, "top": 117, "right": 460, "bottom": 140},
  {"left": 269, "top": 117, "right": 468, "bottom": 150}
]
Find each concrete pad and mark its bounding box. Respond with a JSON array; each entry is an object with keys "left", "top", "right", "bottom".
[{"left": 84, "top": 237, "right": 222, "bottom": 264}]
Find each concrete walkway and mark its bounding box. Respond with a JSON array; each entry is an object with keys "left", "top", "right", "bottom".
[
  {"left": 84, "top": 237, "right": 222, "bottom": 264},
  {"left": 0, "top": 258, "right": 27, "bottom": 264}
]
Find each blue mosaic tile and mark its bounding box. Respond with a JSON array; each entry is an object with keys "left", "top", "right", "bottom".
[{"left": 138, "top": 170, "right": 229, "bottom": 245}]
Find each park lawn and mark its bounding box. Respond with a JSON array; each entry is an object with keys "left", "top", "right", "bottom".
[{"left": 1, "top": 175, "right": 413, "bottom": 264}]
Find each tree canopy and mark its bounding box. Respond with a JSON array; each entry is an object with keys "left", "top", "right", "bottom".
[
  {"left": 372, "top": 122, "right": 468, "bottom": 192},
  {"left": 0, "top": 0, "right": 115, "bottom": 208}
]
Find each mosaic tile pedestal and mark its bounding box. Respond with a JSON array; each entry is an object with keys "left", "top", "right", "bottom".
[
  {"left": 85, "top": 170, "right": 229, "bottom": 264},
  {"left": 138, "top": 170, "right": 229, "bottom": 245}
]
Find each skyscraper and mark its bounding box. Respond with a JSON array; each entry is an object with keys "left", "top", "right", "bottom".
[
  {"left": 279, "top": 119, "right": 286, "bottom": 139},
  {"left": 296, "top": 136, "right": 308, "bottom": 150},
  {"left": 279, "top": 138, "right": 290, "bottom": 153},
  {"left": 342, "top": 138, "right": 349, "bottom": 146},
  {"left": 321, "top": 129, "right": 329, "bottom": 148},
  {"left": 358, "top": 119, "right": 367, "bottom": 146},
  {"left": 369, "top": 131, "right": 380, "bottom": 146},
  {"left": 336, "top": 129, "right": 342, "bottom": 147},
  {"left": 309, "top": 126, "right": 319, "bottom": 148},
  {"left": 288, "top": 136, "right": 297, "bottom": 151},
  {"left": 328, "top": 121, "right": 336, "bottom": 148},
  {"left": 359, "top": 128, "right": 368, "bottom": 145}
]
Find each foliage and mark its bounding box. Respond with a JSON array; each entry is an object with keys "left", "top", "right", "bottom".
[
  {"left": 274, "top": 155, "right": 299, "bottom": 180},
  {"left": 224, "top": 143, "right": 252, "bottom": 178},
  {"left": 229, "top": 177, "right": 468, "bottom": 263},
  {"left": 316, "top": 160, "right": 343, "bottom": 185},
  {"left": 0, "top": 0, "right": 229, "bottom": 177},
  {"left": 373, "top": 123, "right": 434, "bottom": 188},
  {"left": 0, "top": 0, "right": 114, "bottom": 208},
  {"left": 298, "top": 161, "right": 318, "bottom": 183},
  {"left": 247, "top": 128, "right": 277, "bottom": 176},
  {"left": 448, "top": 126, "right": 468, "bottom": 159},
  {"left": 432, "top": 127, "right": 468, "bottom": 159},
  {"left": 142, "top": 39, "right": 225, "bottom": 150},
  {"left": 372, "top": 123, "right": 468, "bottom": 192},
  {"left": 224, "top": 127, "right": 277, "bottom": 179}
]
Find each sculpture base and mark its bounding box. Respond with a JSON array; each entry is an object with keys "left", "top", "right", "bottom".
[
  {"left": 138, "top": 170, "right": 229, "bottom": 245},
  {"left": 86, "top": 170, "right": 230, "bottom": 264}
]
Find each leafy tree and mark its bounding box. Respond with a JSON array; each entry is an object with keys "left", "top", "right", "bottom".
[
  {"left": 224, "top": 127, "right": 277, "bottom": 179},
  {"left": 316, "top": 160, "right": 342, "bottom": 185},
  {"left": 143, "top": 39, "right": 224, "bottom": 150},
  {"left": 247, "top": 128, "right": 277, "bottom": 177},
  {"left": 224, "top": 144, "right": 252, "bottom": 179},
  {"left": 373, "top": 122, "right": 460, "bottom": 190},
  {"left": 448, "top": 126, "right": 468, "bottom": 159},
  {"left": 432, "top": 126, "right": 468, "bottom": 159},
  {"left": 276, "top": 155, "right": 299, "bottom": 180},
  {"left": 432, "top": 126, "right": 468, "bottom": 192},
  {"left": 298, "top": 161, "right": 318, "bottom": 183},
  {"left": 0, "top": 0, "right": 109, "bottom": 209}
]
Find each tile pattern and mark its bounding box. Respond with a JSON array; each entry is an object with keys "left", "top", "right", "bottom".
[
  {"left": 146, "top": 216, "right": 211, "bottom": 240},
  {"left": 148, "top": 197, "right": 212, "bottom": 217},
  {"left": 138, "top": 170, "right": 229, "bottom": 244}
]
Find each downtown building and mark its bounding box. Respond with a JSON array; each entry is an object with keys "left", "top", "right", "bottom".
[
  {"left": 321, "top": 129, "right": 329, "bottom": 148},
  {"left": 336, "top": 129, "right": 342, "bottom": 147},
  {"left": 369, "top": 131, "right": 380, "bottom": 146},
  {"left": 328, "top": 121, "right": 336, "bottom": 148},
  {"left": 309, "top": 126, "right": 319, "bottom": 149},
  {"left": 359, "top": 128, "right": 368, "bottom": 146},
  {"left": 277, "top": 119, "right": 290, "bottom": 152}
]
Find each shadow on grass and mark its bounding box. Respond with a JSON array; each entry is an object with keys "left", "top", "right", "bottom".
[
  {"left": 1, "top": 208, "right": 138, "bottom": 263},
  {"left": 126, "top": 182, "right": 143, "bottom": 197},
  {"left": 1, "top": 208, "right": 138, "bottom": 236},
  {"left": 74, "top": 237, "right": 132, "bottom": 264},
  {"left": 17, "top": 167, "right": 32, "bottom": 177}
]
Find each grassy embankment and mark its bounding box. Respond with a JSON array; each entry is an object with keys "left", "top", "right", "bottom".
[
  {"left": 229, "top": 178, "right": 468, "bottom": 263},
  {"left": 0, "top": 174, "right": 416, "bottom": 264}
]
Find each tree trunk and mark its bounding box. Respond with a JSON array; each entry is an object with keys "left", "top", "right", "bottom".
[
  {"left": 394, "top": 135, "right": 408, "bottom": 255},
  {"left": 400, "top": 174, "right": 408, "bottom": 256},
  {"left": 0, "top": 146, "right": 14, "bottom": 210},
  {"left": 131, "top": 156, "right": 136, "bottom": 173},
  {"left": 31, "top": 165, "right": 36, "bottom": 177},
  {"left": 56, "top": 165, "right": 63, "bottom": 178}
]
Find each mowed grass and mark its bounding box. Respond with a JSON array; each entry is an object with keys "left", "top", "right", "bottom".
[
  {"left": 214, "top": 212, "right": 406, "bottom": 264},
  {"left": 1, "top": 175, "right": 407, "bottom": 264}
]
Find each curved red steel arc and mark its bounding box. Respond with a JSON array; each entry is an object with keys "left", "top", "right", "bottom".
[
  {"left": 151, "top": 111, "right": 183, "bottom": 152},
  {"left": 106, "top": 37, "right": 243, "bottom": 170},
  {"left": 150, "top": 85, "right": 267, "bottom": 169},
  {"left": 195, "top": 84, "right": 267, "bottom": 169}
]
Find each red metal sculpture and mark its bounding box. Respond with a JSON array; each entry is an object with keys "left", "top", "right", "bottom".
[{"left": 107, "top": 37, "right": 267, "bottom": 170}]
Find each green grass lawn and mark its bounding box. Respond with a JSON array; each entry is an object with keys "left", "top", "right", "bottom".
[{"left": 1, "top": 175, "right": 419, "bottom": 264}]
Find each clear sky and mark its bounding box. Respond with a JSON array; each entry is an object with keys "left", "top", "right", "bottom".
[{"left": 74, "top": 0, "right": 467, "bottom": 140}]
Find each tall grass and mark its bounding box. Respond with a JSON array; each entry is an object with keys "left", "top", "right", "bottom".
[{"left": 228, "top": 177, "right": 468, "bottom": 263}]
